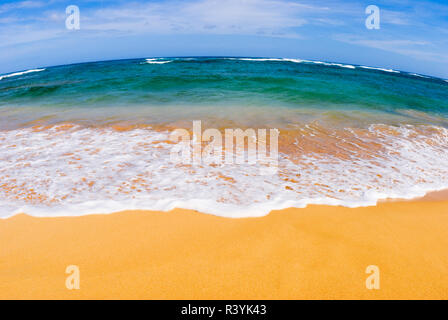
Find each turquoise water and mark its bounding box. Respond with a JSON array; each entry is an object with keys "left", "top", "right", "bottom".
[
  {"left": 1, "top": 57, "right": 448, "bottom": 218},
  {"left": 1, "top": 57, "right": 447, "bottom": 129}
]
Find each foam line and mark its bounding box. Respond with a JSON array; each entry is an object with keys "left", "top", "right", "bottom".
[
  {"left": 0, "top": 68, "right": 45, "bottom": 80},
  {"left": 1, "top": 124, "right": 448, "bottom": 218}
]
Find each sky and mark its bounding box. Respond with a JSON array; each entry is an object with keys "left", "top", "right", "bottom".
[{"left": 0, "top": 0, "right": 447, "bottom": 78}]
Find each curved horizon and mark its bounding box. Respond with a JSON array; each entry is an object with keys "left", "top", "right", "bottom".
[{"left": 1, "top": 56, "right": 447, "bottom": 81}]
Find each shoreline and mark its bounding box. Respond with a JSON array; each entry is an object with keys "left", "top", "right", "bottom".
[
  {"left": 3, "top": 188, "right": 448, "bottom": 220},
  {"left": 1, "top": 199, "right": 447, "bottom": 299}
]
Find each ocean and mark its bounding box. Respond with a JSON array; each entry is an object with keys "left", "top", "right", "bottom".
[{"left": 0, "top": 57, "right": 447, "bottom": 217}]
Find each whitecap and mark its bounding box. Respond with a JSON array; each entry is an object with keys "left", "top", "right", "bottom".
[
  {"left": 145, "top": 58, "right": 172, "bottom": 64},
  {"left": 227, "top": 57, "right": 356, "bottom": 69},
  {"left": 359, "top": 66, "right": 399, "bottom": 73},
  {"left": 0, "top": 68, "right": 45, "bottom": 81},
  {"left": 409, "top": 73, "right": 429, "bottom": 78}
]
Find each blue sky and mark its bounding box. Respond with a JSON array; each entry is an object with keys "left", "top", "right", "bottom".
[{"left": 1, "top": 0, "right": 448, "bottom": 78}]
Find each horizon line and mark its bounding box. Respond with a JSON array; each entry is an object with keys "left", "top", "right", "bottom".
[{"left": 1, "top": 56, "right": 446, "bottom": 81}]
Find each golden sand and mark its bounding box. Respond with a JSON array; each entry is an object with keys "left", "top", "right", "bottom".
[{"left": 0, "top": 200, "right": 447, "bottom": 300}]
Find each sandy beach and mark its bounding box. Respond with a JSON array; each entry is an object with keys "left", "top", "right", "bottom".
[
  {"left": 1, "top": 199, "right": 447, "bottom": 300},
  {"left": 1, "top": 0, "right": 448, "bottom": 304}
]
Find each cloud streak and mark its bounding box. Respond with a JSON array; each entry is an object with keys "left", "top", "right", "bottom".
[
  {"left": 334, "top": 34, "right": 448, "bottom": 63},
  {"left": 0, "top": 1, "right": 45, "bottom": 14},
  {"left": 83, "top": 0, "right": 319, "bottom": 37}
]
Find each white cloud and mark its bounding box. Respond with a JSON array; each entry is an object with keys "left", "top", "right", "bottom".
[
  {"left": 0, "top": 1, "right": 45, "bottom": 14},
  {"left": 82, "top": 0, "right": 317, "bottom": 37},
  {"left": 381, "top": 9, "right": 412, "bottom": 26},
  {"left": 0, "top": 0, "right": 324, "bottom": 46},
  {"left": 333, "top": 34, "right": 448, "bottom": 63}
]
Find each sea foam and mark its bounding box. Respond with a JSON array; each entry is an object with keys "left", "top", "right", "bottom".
[
  {"left": 1, "top": 124, "right": 448, "bottom": 218},
  {"left": 409, "top": 73, "right": 429, "bottom": 78},
  {"left": 145, "top": 58, "right": 172, "bottom": 64},
  {"left": 227, "top": 57, "right": 356, "bottom": 69},
  {"left": 359, "top": 66, "right": 399, "bottom": 73},
  {"left": 0, "top": 68, "right": 45, "bottom": 81}
]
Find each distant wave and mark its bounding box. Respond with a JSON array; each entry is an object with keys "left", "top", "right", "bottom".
[
  {"left": 0, "top": 68, "right": 45, "bottom": 81},
  {"left": 143, "top": 57, "right": 407, "bottom": 73},
  {"left": 227, "top": 58, "right": 285, "bottom": 62},
  {"left": 227, "top": 57, "right": 355, "bottom": 69},
  {"left": 145, "top": 58, "right": 172, "bottom": 64},
  {"left": 359, "top": 66, "right": 399, "bottom": 73},
  {"left": 409, "top": 73, "right": 429, "bottom": 79},
  {"left": 305, "top": 60, "right": 356, "bottom": 69}
]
